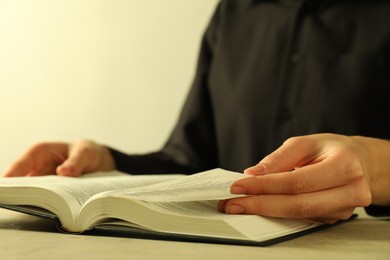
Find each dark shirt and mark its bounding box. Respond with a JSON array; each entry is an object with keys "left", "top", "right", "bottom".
[{"left": 109, "top": 0, "right": 390, "bottom": 214}]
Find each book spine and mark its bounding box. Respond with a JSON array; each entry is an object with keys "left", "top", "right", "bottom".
[{"left": 57, "top": 225, "right": 85, "bottom": 234}]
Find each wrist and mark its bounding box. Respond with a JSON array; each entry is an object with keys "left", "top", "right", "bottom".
[
  {"left": 100, "top": 145, "right": 117, "bottom": 171},
  {"left": 351, "top": 136, "right": 390, "bottom": 206}
]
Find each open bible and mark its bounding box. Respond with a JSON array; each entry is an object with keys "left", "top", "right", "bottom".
[{"left": 0, "top": 168, "right": 339, "bottom": 246}]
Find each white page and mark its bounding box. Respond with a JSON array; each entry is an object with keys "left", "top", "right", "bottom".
[
  {"left": 0, "top": 171, "right": 183, "bottom": 220},
  {"left": 102, "top": 168, "right": 250, "bottom": 202},
  {"left": 41, "top": 173, "right": 183, "bottom": 207}
]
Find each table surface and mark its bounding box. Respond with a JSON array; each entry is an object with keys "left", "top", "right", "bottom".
[{"left": 0, "top": 207, "right": 389, "bottom": 260}]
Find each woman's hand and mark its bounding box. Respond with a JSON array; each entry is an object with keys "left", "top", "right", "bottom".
[
  {"left": 3, "top": 140, "right": 116, "bottom": 177},
  {"left": 219, "top": 134, "right": 390, "bottom": 223}
]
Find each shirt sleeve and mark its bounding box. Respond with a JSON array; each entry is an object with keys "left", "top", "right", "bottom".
[
  {"left": 365, "top": 205, "right": 390, "bottom": 217},
  {"left": 107, "top": 2, "right": 223, "bottom": 175}
]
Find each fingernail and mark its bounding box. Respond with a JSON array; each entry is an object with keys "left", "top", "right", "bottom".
[
  {"left": 230, "top": 185, "right": 247, "bottom": 194},
  {"left": 244, "top": 164, "right": 266, "bottom": 175},
  {"left": 226, "top": 204, "right": 245, "bottom": 214},
  {"left": 243, "top": 168, "right": 259, "bottom": 175},
  {"left": 57, "top": 165, "right": 75, "bottom": 176},
  {"left": 217, "top": 200, "right": 227, "bottom": 212}
]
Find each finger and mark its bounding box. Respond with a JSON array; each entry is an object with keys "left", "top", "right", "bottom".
[
  {"left": 56, "top": 140, "right": 97, "bottom": 177},
  {"left": 244, "top": 136, "right": 323, "bottom": 175},
  {"left": 26, "top": 168, "right": 57, "bottom": 177},
  {"left": 56, "top": 157, "right": 85, "bottom": 177},
  {"left": 3, "top": 159, "right": 56, "bottom": 177},
  {"left": 223, "top": 180, "right": 371, "bottom": 219},
  {"left": 2, "top": 158, "right": 34, "bottom": 177},
  {"left": 3, "top": 142, "right": 68, "bottom": 177},
  {"left": 217, "top": 200, "right": 228, "bottom": 212},
  {"left": 233, "top": 161, "right": 362, "bottom": 195},
  {"left": 56, "top": 144, "right": 87, "bottom": 177},
  {"left": 3, "top": 153, "right": 52, "bottom": 177}
]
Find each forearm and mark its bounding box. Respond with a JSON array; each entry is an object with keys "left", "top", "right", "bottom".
[{"left": 352, "top": 136, "right": 390, "bottom": 206}]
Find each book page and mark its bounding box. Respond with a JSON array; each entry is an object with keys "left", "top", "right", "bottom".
[
  {"left": 138, "top": 200, "right": 236, "bottom": 218},
  {"left": 40, "top": 172, "right": 183, "bottom": 207},
  {"left": 100, "top": 168, "right": 250, "bottom": 202},
  {"left": 0, "top": 171, "right": 183, "bottom": 226},
  {"left": 225, "top": 215, "right": 322, "bottom": 241},
  {"left": 0, "top": 171, "right": 183, "bottom": 207}
]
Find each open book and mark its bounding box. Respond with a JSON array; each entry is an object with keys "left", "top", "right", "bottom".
[{"left": 0, "top": 168, "right": 340, "bottom": 246}]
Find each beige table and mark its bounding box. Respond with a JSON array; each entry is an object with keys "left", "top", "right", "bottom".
[{"left": 0, "top": 207, "right": 389, "bottom": 260}]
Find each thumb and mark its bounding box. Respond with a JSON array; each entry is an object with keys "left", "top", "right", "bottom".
[
  {"left": 56, "top": 158, "right": 83, "bottom": 177},
  {"left": 244, "top": 136, "right": 318, "bottom": 175},
  {"left": 56, "top": 141, "right": 93, "bottom": 177}
]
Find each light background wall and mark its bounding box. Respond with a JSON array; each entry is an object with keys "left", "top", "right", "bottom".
[{"left": 0, "top": 0, "right": 219, "bottom": 171}]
